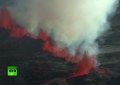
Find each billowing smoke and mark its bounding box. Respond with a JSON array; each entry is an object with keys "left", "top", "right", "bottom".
[{"left": 4, "top": 0, "right": 118, "bottom": 58}]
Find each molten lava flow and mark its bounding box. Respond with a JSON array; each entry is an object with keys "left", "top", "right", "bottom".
[
  {"left": 72, "top": 54, "right": 95, "bottom": 77},
  {"left": 0, "top": 8, "right": 96, "bottom": 77}
]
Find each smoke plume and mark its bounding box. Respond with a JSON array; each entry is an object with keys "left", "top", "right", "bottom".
[{"left": 4, "top": 0, "right": 118, "bottom": 58}]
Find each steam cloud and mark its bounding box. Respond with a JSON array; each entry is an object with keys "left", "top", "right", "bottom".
[{"left": 3, "top": 0, "right": 118, "bottom": 58}]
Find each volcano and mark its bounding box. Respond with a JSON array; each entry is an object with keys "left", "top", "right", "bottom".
[
  {"left": 0, "top": 1, "right": 120, "bottom": 85},
  {"left": 0, "top": 8, "right": 96, "bottom": 85}
]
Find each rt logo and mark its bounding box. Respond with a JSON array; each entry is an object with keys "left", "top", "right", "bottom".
[{"left": 8, "top": 66, "right": 17, "bottom": 77}]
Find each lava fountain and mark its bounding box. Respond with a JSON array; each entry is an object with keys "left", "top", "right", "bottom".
[{"left": 0, "top": 0, "right": 118, "bottom": 77}]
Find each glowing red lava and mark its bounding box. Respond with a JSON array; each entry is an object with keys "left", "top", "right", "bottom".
[{"left": 0, "top": 8, "right": 95, "bottom": 77}]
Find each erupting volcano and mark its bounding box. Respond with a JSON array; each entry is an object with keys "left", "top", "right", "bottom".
[{"left": 0, "top": 0, "right": 118, "bottom": 78}]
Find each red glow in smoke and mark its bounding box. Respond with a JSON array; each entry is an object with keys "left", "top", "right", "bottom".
[{"left": 0, "top": 8, "right": 96, "bottom": 77}]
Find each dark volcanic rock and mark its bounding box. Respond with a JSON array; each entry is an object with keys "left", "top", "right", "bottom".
[{"left": 0, "top": 28, "right": 76, "bottom": 85}]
